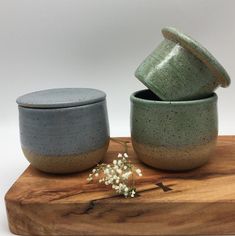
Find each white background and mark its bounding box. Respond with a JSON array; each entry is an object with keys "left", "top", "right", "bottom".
[{"left": 0, "top": 0, "right": 235, "bottom": 235}]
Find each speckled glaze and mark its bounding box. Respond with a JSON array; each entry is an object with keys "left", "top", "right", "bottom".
[
  {"left": 135, "top": 27, "right": 230, "bottom": 101},
  {"left": 130, "top": 89, "right": 218, "bottom": 171},
  {"left": 17, "top": 88, "right": 110, "bottom": 174}
]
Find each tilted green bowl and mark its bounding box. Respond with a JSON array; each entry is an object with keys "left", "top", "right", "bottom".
[{"left": 135, "top": 27, "right": 230, "bottom": 101}]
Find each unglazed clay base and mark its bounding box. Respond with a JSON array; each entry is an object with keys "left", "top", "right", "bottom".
[
  {"left": 132, "top": 139, "right": 217, "bottom": 171},
  {"left": 22, "top": 142, "right": 109, "bottom": 174}
]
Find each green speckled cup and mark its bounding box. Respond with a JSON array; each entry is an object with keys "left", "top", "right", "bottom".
[
  {"left": 135, "top": 27, "right": 230, "bottom": 101},
  {"left": 130, "top": 89, "right": 218, "bottom": 171}
]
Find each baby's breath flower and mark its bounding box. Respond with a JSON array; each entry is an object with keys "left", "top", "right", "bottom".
[
  {"left": 87, "top": 151, "right": 143, "bottom": 198},
  {"left": 136, "top": 169, "right": 142, "bottom": 176},
  {"left": 124, "top": 153, "right": 128, "bottom": 158},
  {"left": 131, "top": 190, "right": 136, "bottom": 198}
]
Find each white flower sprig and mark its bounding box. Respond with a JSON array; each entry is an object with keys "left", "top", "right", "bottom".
[{"left": 87, "top": 152, "right": 142, "bottom": 198}]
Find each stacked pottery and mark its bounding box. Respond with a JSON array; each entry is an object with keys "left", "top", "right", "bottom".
[
  {"left": 17, "top": 88, "right": 110, "bottom": 174},
  {"left": 131, "top": 27, "right": 230, "bottom": 171}
]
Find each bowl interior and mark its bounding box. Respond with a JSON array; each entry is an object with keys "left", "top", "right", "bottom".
[{"left": 134, "top": 89, "right": 162, "bottom": 101}]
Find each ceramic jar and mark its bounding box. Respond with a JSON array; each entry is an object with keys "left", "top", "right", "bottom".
[
  {"left": 130, "top": 89, "right": 218, "bottom": 171},
  {"left": 135, "top": 27, "right": 230, "bottom": 101},
  {"left": 17, "top": 88, "right": 110, "bottom": 174}
]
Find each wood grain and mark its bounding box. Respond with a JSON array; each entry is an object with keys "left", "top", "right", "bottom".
[{"left": 5, "top": 136, "right": 235, "bottom": 235}]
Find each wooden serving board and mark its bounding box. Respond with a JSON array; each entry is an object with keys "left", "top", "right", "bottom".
[{"left": 5, "top": 136, "right": 235, "bottom": 236}]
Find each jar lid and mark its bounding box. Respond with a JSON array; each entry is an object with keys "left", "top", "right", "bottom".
[
  {"left": 162, "top": 27, "right": 230, "bottom": 88},
  {"left": 16, "top": 88, "right": 106, "bottom": 108}
]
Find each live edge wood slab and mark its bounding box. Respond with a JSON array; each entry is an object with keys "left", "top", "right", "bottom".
[{"left": 5, "top": 136, "right": 235, "bottom": 236}]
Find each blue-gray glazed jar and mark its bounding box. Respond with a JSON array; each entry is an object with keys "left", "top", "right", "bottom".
[{"left": 16, "top": 88, "right": 110, "bottom": 174}]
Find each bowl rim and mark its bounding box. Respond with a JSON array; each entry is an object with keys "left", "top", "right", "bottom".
[
  {"left": 130, "top": 89, "right": 217, "bottom": 105},
  {"left": 162, "top": 27, "right": 231, "bottom": 88}
]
